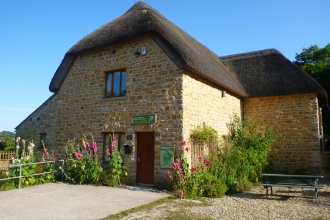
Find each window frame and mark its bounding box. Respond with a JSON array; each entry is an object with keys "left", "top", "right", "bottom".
[
  {"left": 40, "top": 133, "right": 47, "bottom": 149},
  {"left": 103, "top": 132, "right": 125, "bottom": 161},
  {"left": 104, "top": 70, "right": 127, "bottom": 98}
]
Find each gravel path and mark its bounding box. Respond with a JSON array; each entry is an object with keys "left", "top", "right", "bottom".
[
  {"left": 191, "top": 184, "right": 330, "bottom": 219},
  {"left": 122, "top": 180, "right": 330, "bottom": 220}
]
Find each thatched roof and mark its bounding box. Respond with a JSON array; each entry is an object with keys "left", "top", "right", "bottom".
[
  {"left": 220, "top": 49, "right": 328, "bottom": 106},
  {"left": 49, "top": 1, "right": 245, "bottom": 96},
  {"left": 49, "top": 1, "right": 327, "bottom": 106}
]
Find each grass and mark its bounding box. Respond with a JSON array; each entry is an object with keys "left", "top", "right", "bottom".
[{"left": 101, "top": 196, "right": 213, "bottom": 220}]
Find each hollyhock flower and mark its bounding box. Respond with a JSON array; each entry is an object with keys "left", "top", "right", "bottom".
[
  {"left": 73, "top": 152, "right": 79, "bottom": 158},
  {"left": 167, "top": 172, "right": 172, "bottom": 179},
  {"left": 16, "top": 145, "right": 20, "bottom": 149},
  {"left": 178, "top": 191, "right": 184, "bottom": 199},
  {"left": 110, "top": 142, "right": 115, "bottom": 151},
  {"left": 22, "top": 139, "right": 26, "bottom": 145},
  {"left": 180, "top": 141, "right": 186, "bottom": 146},
  {"left": 171, "top": 162, "right": 181, "bottom": 171},
  {"left": 44, "top": 149, "right": 48, "bottom": 154},
  {"left": 106, "top": 151, "right": 111, "bottom": 158},
  {"left": 16, "top": 137, "right": 20, "bottom": 143},
  {"left": 78, "top": 152, "right": 83, "bottom": 158},
  {"left": 92, "top": 142, "right": 97, "bottom": 153},
  {"left": 112, "top": 137, "right": 117, "bottom": 142},
  {"left": 85, "top": 142, "right": 90, "bottom": 149},
  {"left": 52, "top": 156, "right": 56, "bottom": 162},
  {"left": 191, "top": 166, "right": 197, "bottom": 174},
  {"left": 198, "top": 156, "right": 203, "bottom": 163},
  {"left": 185, "top": 147, "right": 190, "bottom": 152},
  {"left": 204, "top": 159, "right": 210, "bottom": 167}
]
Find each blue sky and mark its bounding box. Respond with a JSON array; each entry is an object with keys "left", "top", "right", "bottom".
[{"left": 1, "top": 0, "right": 329, "bottom": 132}]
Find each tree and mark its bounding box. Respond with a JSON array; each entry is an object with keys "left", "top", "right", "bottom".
[{"left": 294, "top": 43, "right": 330, "bottom": 135}]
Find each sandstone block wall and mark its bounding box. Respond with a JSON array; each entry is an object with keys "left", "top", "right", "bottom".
[
  {"left": 16, "top": 36, "right": 184, "bottom": 186},
  {"left": 182, "top": 73, "right": 242, "bottom": 162},
  {"left": 244, "top": 94, "right": 326, "bottom": 175}
]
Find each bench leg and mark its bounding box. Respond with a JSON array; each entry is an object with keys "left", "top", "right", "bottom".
[
  {"left": 315, "top": 188, "right": 319, "bottom": 203},
  {"left": 266, "top": 187, "right": 268, "bottom": 199}
]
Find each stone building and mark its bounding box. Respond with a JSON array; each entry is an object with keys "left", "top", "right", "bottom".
[{"left": 16, "top": 2, "right": 328, "bottom": 185}]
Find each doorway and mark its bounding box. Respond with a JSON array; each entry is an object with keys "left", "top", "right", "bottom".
[{"left": 136, "top": 132, "right": 155, "bottom": 185}]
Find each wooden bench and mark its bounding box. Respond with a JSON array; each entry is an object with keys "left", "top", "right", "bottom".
[{"left": 260, "top": 173, "right": 324, "bottom": 203}]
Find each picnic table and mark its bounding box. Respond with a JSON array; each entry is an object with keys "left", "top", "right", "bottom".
[{"left": 260, "top": 173, "right": 324, "bottom": 203}]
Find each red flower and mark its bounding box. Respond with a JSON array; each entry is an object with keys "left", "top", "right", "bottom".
[
  {"left": 52, "top": 156, "right": 56, "bottom": 162},
  {"left": 167, "top": 172, "right": 172, "bottom": 179},
  {"left": 191, "top": 166, "right": 197, "bottom": 174},
  {"left": 180, "top": 141, "right": 186, "bottom": 146},
  {"left": 185, "top": 147, "right": 190, "bottom": 152},
  {"left": 178, "top": 191, "right": 184, "bottom": 198},
  {"left": 43, "top": 149, "right": 48, "bottom": 154},
  {"left": 198, "top": 156, "right": 203, "bottom": 163}
]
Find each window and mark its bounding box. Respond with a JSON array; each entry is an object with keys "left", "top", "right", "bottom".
[
  {"left": 105, "top": 70, "right": 126, "bottom": 98},
  {"left": 40, "top": 133, "right": 47, "bottom": 148},
  {"left": 103, "top": 132, "right": 125, "bottom": 161}
]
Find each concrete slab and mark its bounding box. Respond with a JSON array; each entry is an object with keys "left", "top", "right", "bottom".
[{"left": 0, "top": 182, "right": 170, "bottom": 220}]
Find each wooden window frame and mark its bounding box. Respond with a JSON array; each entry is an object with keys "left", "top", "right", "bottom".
[
  {"left": 105, "top": 70, "right": 127, "bottom": 98},
  {"left": 103, "top": 132, "right": 125, "bottom": 161}
]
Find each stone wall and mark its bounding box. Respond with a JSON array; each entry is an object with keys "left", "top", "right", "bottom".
[
  {"left": 182, "top": 72, "right": 242, "bottom": 162},
  {"left": 16, "top": 36, "right": 184, "bottom": 186},
  {"left": 244, "top": 93, "right": 327, "bottom": 176}
]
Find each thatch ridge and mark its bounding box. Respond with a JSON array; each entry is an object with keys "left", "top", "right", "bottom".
[
  {"left": 221, "top": 49, "right": 328, "bottom": 106},
  {"left": 49, "top": 1, "right": 246, "bottom": 96}
]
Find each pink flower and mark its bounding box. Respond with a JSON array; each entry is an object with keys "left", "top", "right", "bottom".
[
  {"left": 85, "top": 142, "right": 90, "bottom": 149},
  {"left": 112, "top": 137, "right": 117, "bottom": 142},
  {"left": 44, "top": 149, "right": 48, "bottom": 154},
  {"left": 73, "top": 152, "right": 79, "bottom": 158},
  {"left": 110, "top": 142, "right": 115, "bottom": 151},
  {"left": 198, "top": 156, "right": 203, "bottom": 163},
  {"left": 191, "top": 166, "right": 197, "bottom": 174},
  {"left": 204, "top": 159, "right": 210, "bottom": 167},
  {"left": 180, "top": 141, "right": 186, "bottom": 146},
  {"left": 106, "top": 151, "right": 111, "bottom": 158},
  {"left": 52, "top": 156, "right": 56, "bottom": 162},
  {"left": 92, "top": 142, "right": 97, "bottom": 153},
  {"left": 178, "top": 191, "right": 184, "bottom": 198},
  {"left": 185, "top": 147, "right": 190, "bottom": 152},
  {"left": 78, "top": 152, "right": 83, "bottom": 158},
  {"left": 167, "top": 172, "right": 172, "bottom": 179},
  {"left": 171, "top": 162, "right": 181, "bottom": 171}
]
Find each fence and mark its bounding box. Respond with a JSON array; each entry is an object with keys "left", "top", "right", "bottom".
[
  {"left": 0, "top": 160, "right": 64, "bottom": 189},
  {"left": 0, "top": 151, "right": 15, "bottom": 160}
]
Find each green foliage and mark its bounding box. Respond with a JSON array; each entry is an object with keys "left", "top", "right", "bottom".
[
  {"left": 170, "top": 116, "right": 277, "bottom": 198},
  {"left": 190, "top": 124, "right": 218, "bottom": 146},
  {"left": 222, "top": 114, "right": 278, "bottom": 183},
  {"left": 102, "top": 134, "right": 127, "bottom": 186},
  {"left": 64, "top": 135, "right": 103, "bottom": 185},
  {"left": 169, "top": 143, "right": 227, "bottom": 199},
  {"left": 2, "top": 138, "right": 57, "bottom": 190},
  {"left": 0, "top": 131, "right": 15, "bottom": 138},
  {"left": 294, "top": 43, "right": 330, "bottom": 135},
  {"left": 0, "top": 136, "right": 15, "bottom": 151}
]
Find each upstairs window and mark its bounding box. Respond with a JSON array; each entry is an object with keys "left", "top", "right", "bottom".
[{"left": 105, "top": 70, "right": 126, "bottom": 98}]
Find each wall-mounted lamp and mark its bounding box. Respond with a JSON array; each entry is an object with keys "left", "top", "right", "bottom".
[
  {"left": 133, "top": 51, "right": 140, "bottom": 56},
  {"left": 222, "top": 91, "right": 226, "bottom": 98}
]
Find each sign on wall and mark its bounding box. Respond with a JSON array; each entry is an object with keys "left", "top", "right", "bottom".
[
  {"left": 132, "top": 114, "right": 157, "bottom": 124},
  {"left": 160, "top": 147, "right": 174, "bottom": 168}
]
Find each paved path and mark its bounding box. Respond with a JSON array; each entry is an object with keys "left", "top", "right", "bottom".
[{"left": 0, "top": 183, "right": 170, "bottom": 220}]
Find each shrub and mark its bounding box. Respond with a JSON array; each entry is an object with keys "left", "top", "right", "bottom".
[
  {"left": 63, "top": 134, "right": 103, "bottom": 185},
  {"left": 102, "top": 134, "right": 127, "bottom": 186}
]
